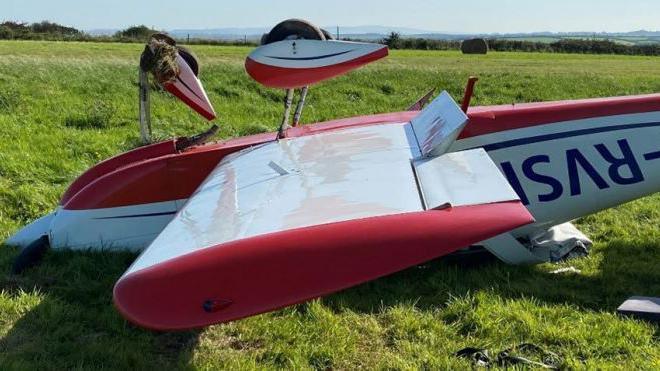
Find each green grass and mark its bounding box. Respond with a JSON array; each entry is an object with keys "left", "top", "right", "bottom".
[{"left": 0, "top": 40, "right": 659, "bottom": 369}]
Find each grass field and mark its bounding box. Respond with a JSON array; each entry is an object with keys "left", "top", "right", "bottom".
[{"left": 0, "top": 40, "right": 659, "bottom": 369}]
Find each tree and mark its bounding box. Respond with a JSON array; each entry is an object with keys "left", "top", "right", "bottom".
[
  {"left": 114, "top": 25, "right": 158, "bottom": 41},
  {"left": 383, "top": 32, "right": 401, "bottom": 49},
  {"left": 0, "top": 25, "right": 13, "bottom": 39},
  {"left": 31, "top": 21, "right": 80, "bottom": 36}
]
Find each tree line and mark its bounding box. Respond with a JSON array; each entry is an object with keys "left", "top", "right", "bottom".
[
  {"left": 1, "top": 21, "right": 658, "bottom": 56},
  {"left": 0, "top": 22, "right": 161, "bottom": 41},
  {"left": 380, "top": 32, "right": 660, "bottom": 56},
  {"left": 0, "top": 22, "right": 256, "bottom": 45},
  {"left": 0, "top": 21, "right": 84, "bottom": 40},
  {"left": 487, "top": 38, "right": 660, "bottom": 56}
]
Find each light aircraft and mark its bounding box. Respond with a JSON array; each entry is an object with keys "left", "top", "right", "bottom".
[{"left": 6, "top": 20, "right": 659, "bottom": 330}]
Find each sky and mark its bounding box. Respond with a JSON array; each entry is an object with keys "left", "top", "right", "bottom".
[{"left": 4, "top": 0, "right": 660, "bottom": 33}]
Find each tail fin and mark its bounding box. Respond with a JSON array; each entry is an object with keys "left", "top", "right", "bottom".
[{"left": 246, "top": 39, "right": 388, "bottom": 89}]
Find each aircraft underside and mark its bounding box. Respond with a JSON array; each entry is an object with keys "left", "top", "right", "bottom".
[{"left": 5, "top": 20, "right": 659, "bottom": 329}]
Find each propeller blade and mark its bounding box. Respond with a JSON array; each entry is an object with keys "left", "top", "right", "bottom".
[{"left": 164, "top": 54, "right": 217, "bottom": 121}]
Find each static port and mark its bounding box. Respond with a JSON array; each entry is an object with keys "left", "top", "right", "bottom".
[{"left": 203, "top": 299, "right": 233, "bottom": 313}]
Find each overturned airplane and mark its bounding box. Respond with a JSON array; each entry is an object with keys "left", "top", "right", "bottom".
[{"left": 6, "top": 20, "right": 660, "bottom": 330}]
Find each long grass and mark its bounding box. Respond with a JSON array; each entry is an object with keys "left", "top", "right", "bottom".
[{"left": 0, "top": 40, "right": 658, "bottom": 369}]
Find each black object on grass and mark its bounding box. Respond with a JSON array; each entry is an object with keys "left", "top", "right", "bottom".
[
  {"left": 617, "top": 296, "right": 660, "bottom": 323},
  {"left": 11, "top": 235, "right": 50, "bottom": 275}
]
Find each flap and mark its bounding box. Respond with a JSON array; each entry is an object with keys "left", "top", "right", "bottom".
[
  {"left": 413, "top": 148, "right": 520, "bottom": 210},
  {"left": 410, "top": 91, "right": 468, "bottom": 157}
]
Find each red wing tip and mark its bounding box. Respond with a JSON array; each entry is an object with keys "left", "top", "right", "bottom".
[{"left": 112, "top": 201, "right": 534, "bottom": 331}]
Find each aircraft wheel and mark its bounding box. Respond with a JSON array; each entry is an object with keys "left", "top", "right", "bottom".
[
  {"left": 321, "top": 28, "right": 335, "bottom": 40},
  {"left": 261, "top": 19, "right": 326, "bottom": 45}
]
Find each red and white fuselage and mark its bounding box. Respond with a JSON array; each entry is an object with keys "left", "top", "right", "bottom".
[{"left": 8, "top": 94, "right": 660, "bottom": 253}]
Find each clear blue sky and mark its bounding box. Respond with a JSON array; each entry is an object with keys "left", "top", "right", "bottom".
[{"left": 5, "top": 0, "right": 660, "bottom": 33}]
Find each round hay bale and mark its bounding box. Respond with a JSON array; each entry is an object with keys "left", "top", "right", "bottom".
[{"left": 461, "top": 38, "right": 488, "bottom": 54}]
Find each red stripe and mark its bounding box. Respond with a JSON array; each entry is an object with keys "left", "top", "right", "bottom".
[
  {"left": 62, "top": 142, "right": 259, "bottom": 210},
  {"left": 460, "top": 94, "right": 660, "bottom": 139},
  {"left": 60, "top": 140, "right": 177, "bottom": 206},
  {"left": 164, "top": 83, "right": 216, "bottom": 121},
  {"left": 288, "top": 94, "right": 660, "bottom": 139},
  {"left": 245, "top": 47, "right": 388, "bottom": 89},
  {"left": 113, "top": 201, "right": 533, "bottom": 330}
]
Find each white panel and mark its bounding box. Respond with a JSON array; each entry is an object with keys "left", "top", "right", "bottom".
[
  {"left": 48, "top": 200, "right": 181, "bottom": 251},
  {"left": 5, "top": 212, "right": 55, "bottom": 247},
  {"left": 413, "top": 148, "right": 520, "bottom": 209},
  {"left": 411, "top": 91, "right": 468, "bottom": 157},
  {"left": 479, "top": 233, "right": 544, "bottom": 265},
  {"left": 452, "top": 111, "right": 660, "bottom": 152}
]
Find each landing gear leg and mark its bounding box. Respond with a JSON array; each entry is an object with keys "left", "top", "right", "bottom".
[
  {"left": 278, "top": 89, "right": 295, "bottom": 139},
  {"left": 292, "top": 86, "right": 309, "bottom": 127}
]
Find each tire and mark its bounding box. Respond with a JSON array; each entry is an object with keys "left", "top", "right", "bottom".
[
  {"left": 321, "top": 29, "right": 335, "bottom": 40},
  {"left": 261, "top": 19, "right": 325, "bottom": 45},
  {"left": 150, "top": 32, "right": 176, "bottom": 46}
]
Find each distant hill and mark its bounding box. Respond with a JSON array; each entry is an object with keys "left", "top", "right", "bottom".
[
  {"left": 168, "top": 27, "right": 269, "bottom": 40},
  {"left": 165, "top": 25, "right": 438, "bottom": 41},
  {"left": 83, "top": 26, "right": 660, "bottom": 45},
  {"left": 86, "top": 28, "right": 121, "bottom": 36},
  {"left": 326, "top": 25, "right": 438, "bottom": 35}
]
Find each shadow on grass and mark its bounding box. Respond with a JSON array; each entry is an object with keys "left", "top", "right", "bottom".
[
  {"left": 0, "top": 247, "right": 201, "bottom": 369},
  {"left": 0, "top": 238, "right": 657, "bottom": 368},
  {"left": 322, "top": 238, "right": 660, "bottom": 315}
]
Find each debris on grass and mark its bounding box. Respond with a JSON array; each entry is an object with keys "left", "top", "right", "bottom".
[{"left": 550, "top": 267, "right": 582, "bottom": 275}]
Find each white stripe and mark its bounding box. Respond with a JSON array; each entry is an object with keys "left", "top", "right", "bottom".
[
  {"left": 49, "top": 200, "right": 185, "bottom": 251},
  {"left": 249, "top": 40, "right": 384, "bottom": 69},
  {"left": 452, "top": 111, "right": 660, "bottom": 151}
]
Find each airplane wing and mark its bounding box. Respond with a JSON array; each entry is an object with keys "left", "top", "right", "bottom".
[{"left": 114, "top": 93, "right": 534, "bottom": 330}]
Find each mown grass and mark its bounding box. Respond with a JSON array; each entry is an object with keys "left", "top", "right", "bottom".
[{"left": 0, "top": 40, "right": 658, "bottom": 369}]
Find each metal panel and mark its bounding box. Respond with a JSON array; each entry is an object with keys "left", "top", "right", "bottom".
[
  {"left": 413, "top": 148, "right": 520, "bottom": 209},
  {"left": 410, "top": 91, "right": 468, "bottom": 157},
  {"left": 4, "top": 212, "right": 55, "bottom": 248},
  {"left": 48, "top": 200, "right": 181, "bottom": 251}
]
